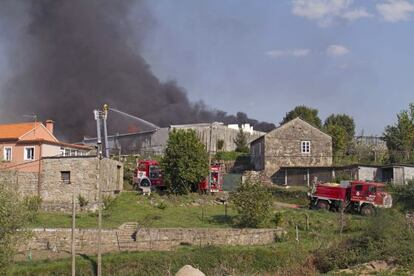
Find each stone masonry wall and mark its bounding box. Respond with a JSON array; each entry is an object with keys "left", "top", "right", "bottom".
[
  {"left": 18, "top": 226, "right": 284, "bottom": 255},
  {"left": 0, "top": 170, "right": 38, "bottom": 197},
  {"left": 264, "top": 119, "right": 332, "bottom": 177},
  {"left": 40, "top": 157, "right": 123, "bottom": 211},
  {"left": 1, "top": 157, "right": 123, "bottom": 211}
]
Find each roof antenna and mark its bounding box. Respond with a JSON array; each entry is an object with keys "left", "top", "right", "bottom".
[{"left": 22, "top": 114, "right": 37, "bottom": 135}]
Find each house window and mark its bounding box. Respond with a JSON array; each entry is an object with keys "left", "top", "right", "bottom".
[
  {"left": 301, "top": 141, "right": 311, "bottom": 154},
  {"left": 24, "top": 147, "right": 35, "bottom": 160},
  {"left": 3, "top": 147, "right": 12, "bottom": 161},
  {"left": 61, "top": 171, "right": 71, "bottom": 184}
]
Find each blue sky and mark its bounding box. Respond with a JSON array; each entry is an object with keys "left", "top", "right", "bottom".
[{"left": 139, "top": 0, "right": 414, "bottom": 135}]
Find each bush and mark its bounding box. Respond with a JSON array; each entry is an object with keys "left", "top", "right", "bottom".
[
  {"left": 390, "top": 180, "right": 414, "bottom": 211},
  {"left": 267, "top": 187, "right": 308, "bottom": 205},
  {"left": 103, "top": 195, "right": 115, "bottom": 210},
  {"left": 78, "top": 194, "right": 89, "bottom": 208},
  {"left": 0, "top": 184, "right": 31, "bottom": 274},
  {"left": 23, "top": 195, "right": 42, "bottom": 222},
  {"left": 23, "top": 195, "right": 42, "bottom": 212},
  {"left": 314, "top": 209, "right": 414, "bottom": 273},
  {"left": 157, "top": 202, "right": 168, "bottom": 210},
  {"left": 233, "top": 179, "right": 273, "bottom": 228},
  {"left": 162, "top": 129, "right": 209, "bottom": 194}
]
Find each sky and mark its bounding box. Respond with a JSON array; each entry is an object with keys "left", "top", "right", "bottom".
[
  {"left": 0, "top": 0, "right": 413, "bottom": 136},
  {"left": 139, "top": 0, "right": 414, "bottom": 135}
]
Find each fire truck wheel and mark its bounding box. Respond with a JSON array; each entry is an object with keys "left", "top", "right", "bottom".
[
  {"left": 316, "top": 200, "right": 329, "bottom": 210},
  {"left": 360, "top": 204, "right": 374, "bottom": 216}
]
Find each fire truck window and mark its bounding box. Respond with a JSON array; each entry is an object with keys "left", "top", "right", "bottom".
[
  {"left": 369, "top": 186, "right": 376, "bottom": 193},
  {"left": 138, "top": 163, "right": 146, "bottom": 170},
  {"left": 149, "top": 166, "right": 160, "bottom": 178},
  {"left": 355, "top": 185, "right": 363, "bottom": 191}
]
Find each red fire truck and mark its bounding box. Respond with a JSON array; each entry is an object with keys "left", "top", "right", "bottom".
[
  {"left": 133, "top": 160, "right": 224, "bottom": 193},
  {"left": 198, "top": 163, "right": 225, "bottom": 193},
  {"left": 133, "top": 160, "right": 164, "bottom": 191},
  {"left": 309, "top": 180, "right": 392, "bottom": 215}
]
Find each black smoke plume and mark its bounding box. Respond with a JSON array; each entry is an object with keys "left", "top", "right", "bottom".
[{"left": 0, "top": 0, "right": 275, "bottom": 141}]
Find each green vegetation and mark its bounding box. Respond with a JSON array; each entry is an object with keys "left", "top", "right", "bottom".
[
  {"left": 383, "top": 102, "right": 414, "bottom": 163},
  {"left": 10, "top": 245, "right": 313, "bottom": 275},
  {"left": 162, "top": 129, "right": 209, "bottom": 194},
  {"left": 281, "top": 105, "right": 322, "bottom": 128},
  {"left": 267, "top": 185, "right": 309, "bottom": 205},
  {"left": 234, "top": 128, "right": 249, "bottom": 153},
  {"left": 233, "top": 179, "right": 273, "bottom": 228},
  {"left": 390, "top": 180, "right": 414, "bottom": 211},
  {"left": 214, "top": 151, "right": 247, "bottom": 161},
  {"left": 1, "top": 184, "right": 33, "bottom": 274},
  {"left": 29, "top": 192, "right": 236, "bottom": 229}
]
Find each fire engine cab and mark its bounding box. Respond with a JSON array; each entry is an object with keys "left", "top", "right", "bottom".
[{"left": 133, "top": 160, "right": 164, "bottom": 192}]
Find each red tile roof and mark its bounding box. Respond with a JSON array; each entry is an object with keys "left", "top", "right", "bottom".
[{"left": 0, "top": 122, "right": 41, "bottom": 140}]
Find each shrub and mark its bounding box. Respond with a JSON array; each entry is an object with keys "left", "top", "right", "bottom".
[
  {"left": 0, "top": 184, "right": 31, "bottom": 274},
  {"left": 233, "top": 179, "right": 273, "bottom": 228},
  {"left": 390, "top": 180, "right": 414, "bottom": 211},
  {"left": 23, "top": 195, "right": 42, "bottom": 222},
  {"left": 162, "top": 129, "right": 209, "bottom": 194},
  {"left": 78, "top": 194, "right": 89, "bottom": 208},
  {"left": 157, "top": 202, "right": 168, "bottom": 210},
  {"left": 103, "top": 195, "right": 115, "bottom": 210}
]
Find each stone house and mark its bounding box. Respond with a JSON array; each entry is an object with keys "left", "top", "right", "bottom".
[
  {"left": 250, "top": 118, "right": 332, "bottom": 183},
  {"left": 0, "top": 156, "right": 123, "bottom": 211},
  {"left": 0, "top": 120, "right": 91, "bottom": 172}
]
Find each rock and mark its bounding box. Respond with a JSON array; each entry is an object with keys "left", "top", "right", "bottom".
[{"left": 175, "top": 265, "right": 205, "bottom": 276}]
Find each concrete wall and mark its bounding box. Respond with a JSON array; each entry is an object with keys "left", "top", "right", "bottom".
[
  {"left": 256, "top": 118, "right": 332, "bottom": 178},
  {"left": 84, "top": 124, "right": 265, "bottom": 156},
  {"left": 171, "top": 123, "right": 264, "bottom": 153},
  {"left": 18, "top": 226, "right": 284, "bottom": 255},
  {"left": 357, "top": 166, "right": 381, "bottom": 181},
  {"left": 404, "top": 167, "right": 414, "bottom": 184}
]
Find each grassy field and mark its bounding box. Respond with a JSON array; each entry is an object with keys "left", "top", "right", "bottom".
[
  {"left": 13, "top": 207, "right": 375, "bottom": 275},
  {"left": 30, "top": 192, "right": 237, "bottom": 229},
  {"left": 16, "top": 186, "right": 414, "bottom": 274}
]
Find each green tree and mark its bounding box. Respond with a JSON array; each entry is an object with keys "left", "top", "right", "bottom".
[
  {"left": 162, "top": 129, "right": 209, "bottom": 194},
  {"left": 233, "top": 179, "right": 273, "bottom": 228},
  {"left": 234, "top": 129, "right": 249, "bottom": 153},
  {"left": 324, "top": 114, "right": 355, "bottom": 141},
  {"left": 325, "top": 124, "right": 347, "bottom": 157},
  {"left": 0, "top": 184, "right": 31, "bottom": 274},
  {"left": 281, "top": 105, "right": 322, "bottom": 128},
  {"left": 383, "top": 103, "right": 414, "bottom": 163}
]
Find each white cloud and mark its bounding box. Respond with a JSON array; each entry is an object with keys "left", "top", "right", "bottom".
[
  {"left": 292, "top": 0, "right": 373, "bottom": 25},
  {"left": 341, "top": 8, "right": 373, "bottom": 21},
  {"left": 267, "top": 48, "right": 311, "bottom": 58},
  {"left": 377, "top": 0, "right": 414, "bottom": 22},
  {"left": 326, "top": 45, "right": 350, "bottom": 56}
]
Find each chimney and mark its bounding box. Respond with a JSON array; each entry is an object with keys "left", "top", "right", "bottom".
[{"left": 45, "top": 120, "right": 54, "bottom": 134}]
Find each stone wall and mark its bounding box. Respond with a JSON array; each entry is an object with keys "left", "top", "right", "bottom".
[
  {"left": 0, "top": 170, "right": 38, "bottom": 196},
  {"left": 1, "top": 156, "right": 123, "bottom": 211},
  {"left": 18, "top": 225, "right": 284, "bottom": 256}
]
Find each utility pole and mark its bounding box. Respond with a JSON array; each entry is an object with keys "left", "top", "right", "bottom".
[
  {"left": 103, "top": 104, "right": 110, "bottom": 158},
  {"left": 207, "top": 123, "right": 213, "bottom": 191},
  {"left": 94, "top": 108, "right": 104, "bottom": 276},
  {"left": 71, "top": 180, "right": 76, "bottom": 276}
]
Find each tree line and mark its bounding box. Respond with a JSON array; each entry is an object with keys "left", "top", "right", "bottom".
[{"left": 280, "top": 103, "right": 414, "bottom": 165}]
